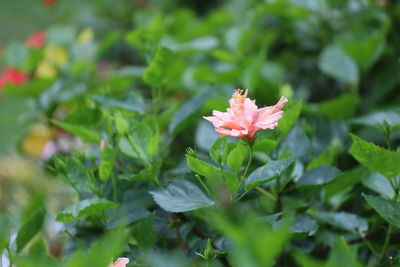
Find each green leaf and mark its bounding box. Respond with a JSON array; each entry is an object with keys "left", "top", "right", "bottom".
[
  {"left": 99, "top": 144, "right": 116, "bottom": 182},
  {"left": 143, "top": 45, "right": 174, "bottom": 87},
  {"left": 245, "top": 158, "right": 294, "bottom": 191},
  {"left": 349, "top": 134, "right": 400, "bottom": 178},
  {"left": 363, "top": 194, "right": 400, "bottom": 228},
  {"left": 149, "top": 179, "right": 214, "bottom": 212},
  {"left": 186, "top": 155, "right": 221, "bottom": 181},
  {"left": 185, "top": 155, "right": 238, "bottom": 193},
  {"left": 169, "top": 89, "right": 213, "bottom": 136},
  {"left": 352, "top": 109, "right": 400, "bottom": 130},
  {"left": 292, "top": 215, "right": 318, "bottom": 237},
  {"left": 66, "top": 228, "right": 125, "bottom": 267},
  {"left": 227, "top": 141, "right": 250, "bottom": 172},
  {"left": 132, "top": 215, "right": 156, "bottom": 251},
  {"left": 253, "top": 139, "right": 277, "bottom": 155},
  {"left": 336, "top": 30, "right": 386, "bottom": 71},
  {"left": 278, "top": 101, "right": 302, "bottom": 135},
  {"left": 326, "top": 237, "right": 362, "bottom": 267},
  {"left": 324, "top": 168, "right": 365, "bottom": 201},
  {"left": 50, "top": 119, "right": 101, "bottom": 143},
  {"left": 209, "top": 137, "right": 228, "bottom": 165},
  {"left": 307, "top": 141, "right": 339, "bottom": 170},
  {"left": 318, "top": 45, "right": 358, "bottom": 84},
  {"left": 16, "top": 207, "right": 46, "bottom": 252},
  {"left": 119, "top": 162, "right": 160, "bottom": 182},
  {"left": 315, "top": 212, "right": 368, "bottom": 234},
  {"left": 56, "top": 198, "right": 119, "bottom": 223},
  {"left": 91, "top": 95, "right": 144, "bottom": 114},
  {"left": 310, "top": 93, "right": 360, "bottom": 120},
  {"left": 362, "top": 172, "right": 394, "bottom": 199},
  {"left": 297, "top": 166, "right": 341, "bottom": 187}
]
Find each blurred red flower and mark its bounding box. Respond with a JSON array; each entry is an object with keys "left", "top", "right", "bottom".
[
  {"left": 26, "top": 30, "right": 46, "bottom": 49},
  {"left": 43, "top": 0, "right": 57, "bottom": 7},
  {"left": 0, "top": 68, "right": 29, "bottom": 90}
]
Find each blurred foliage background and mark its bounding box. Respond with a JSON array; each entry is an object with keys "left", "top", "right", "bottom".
[{"left": 0, "top": 0, "right": 399, "bottom": 266}]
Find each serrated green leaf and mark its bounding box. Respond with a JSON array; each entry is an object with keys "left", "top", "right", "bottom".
[
  {"left": 169, "top": 89, "right": 213, "bottom": 136},
  {"left": 99, "top": 144, "right": 116, "bottom": 182},
  {"left": 363, "top": 194, "right": 400, "bottom": 228},
  {"left": 186, "top": 155, "right": 238, "bottom": 193},
  {"left": 149, "top": 179, "right": 214, "bottom": 212},
  {"left": 143, "top": 46, "right": 173, "bottom": 87},
  {"left": 227, "top": 141, "right": 249, "bottom": 172},
  {"left": 245, "top": 158, "right": 294, "bottom": 191},
  {"left": 50, "top": 119, "right": 101, "bottom": 143},
  {"left": 16, "top": 207, "right": 46, "bottom": 252},
  {"left": 349, "top": 134, "right": 400, "bottom": 178},
  {"left": 56, "top": 198, "right": 119, "bottom": 223},
  {"left": 297, "top": 166, "right": 341, "bottom": 187}
]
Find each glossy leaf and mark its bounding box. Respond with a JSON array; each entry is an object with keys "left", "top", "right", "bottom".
[
  {"left": 297, "top": 166, "right": 341, "bottom": 187},
  {"left": 245, "top": 158, "right": 294, "bottom": 191},
  {"left": 315, "top": 211, "right": 368, "bottom": 234},
  {"left": 149, "top": 179, "right": 214, "bottom": 212}
]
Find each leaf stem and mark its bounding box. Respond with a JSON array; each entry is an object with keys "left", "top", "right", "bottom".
[
  {"left": 256, "top": 186, "right": 277, "bottom": 202},
  {"left": 195, "top": 175, "right": 214, "bottom": 199},
  {"left": 380, "top": 223, "right": 393, "bottom": 261},
  {"left": 241, "top": 145, "right": 253, "bottom": 184}
]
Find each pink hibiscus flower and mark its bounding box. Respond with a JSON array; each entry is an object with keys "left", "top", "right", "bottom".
[
  {"left": 204, "top": 89, "right": 287, "bottom": 139},
  {"left": 0, "top": 67, "right": 29, "bottom": 90},
  {"left": 109, "top": 257, "right": 129, "bottom": 267},
  {"left": 26, "top": 30, "right": 46, "bottom": 49}
]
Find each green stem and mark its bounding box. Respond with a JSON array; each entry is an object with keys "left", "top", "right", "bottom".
[
  {"left": 111, "top": 173, "right": 117, "bottom": 203},
  {"left": 380, "top": 223, "right": 393, "bottom": 261},
  {"left": 195, "top": 175, "right": 214, "bottom": 199},
  {"left": 241, "top": 146, "right": 253, "bottom": 183},
  {"left": 360, "top": 234, "right": 379, "bottom": 259},
  {"left": 256, "top": 186, "right": 277, "bottom": 202},
  {"left": 381, "top": 181, "right": 397, "bottom": 261}
]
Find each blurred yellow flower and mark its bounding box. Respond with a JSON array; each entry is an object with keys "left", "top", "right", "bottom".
[
  {"left": 36, "top": 60, "right": 57, "bottom": 79},
  {"left": 77, "top": 28, "right": 94, "bottom": 44},
  {"left": 45, "top": 44, "right": 68, "bottom": 67},
  {"left": 22, "top": 124, "right": 54, "bottom": 158}
]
